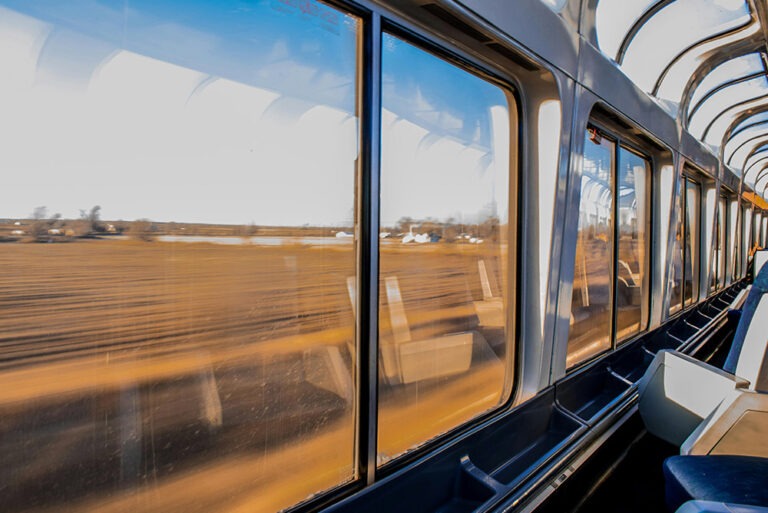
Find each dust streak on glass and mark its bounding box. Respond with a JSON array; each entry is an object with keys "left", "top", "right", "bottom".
[{"left": 0, "top": 1, "right": 360, "bottom": 512}]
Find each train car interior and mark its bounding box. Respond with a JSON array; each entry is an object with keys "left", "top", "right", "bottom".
[{"left": 3, "top": 1, "right": 768, "bottom": 513}]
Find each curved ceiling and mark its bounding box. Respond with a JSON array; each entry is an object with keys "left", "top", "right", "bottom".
[{"left": 594, "top": 0, "right": 768, "bottom": 200}]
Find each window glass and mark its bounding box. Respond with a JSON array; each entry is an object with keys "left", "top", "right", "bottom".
[
  {"left": 655, "top": 23, "right": 761, "bottom": 113},
  {"left": 704, "top": 98, "right": 768, "bottom": 148},
  {"left": 755, "top": 169, "right": 768, "bottom": 193},
  {"left": 688, "top": 76, "right": 768, "bottom": 140},
  {"left": 568, "top": 131, "right": 614, "bottom": 367},
  {"left": 690, "top": 53, "right": 764, "bottom": 109},
  {"left": 621, "top": 0, "right": 750, "bottom": 92},
  {"left": 730, "top": 199, "right": 740, "bottom": 280},
  {"left": 616, "top": 147, "right": 648, "bottom": 340},
  {"left": 0, "top": 1, "right": 360, "bottom": 512},
  {"left": 669, "top": 176, "right": 701, "bottom": 312},
  {"left": 745, "top": 156, "right": 768, "bottom": 187},
  {"left": 594, "top": 0, "right": 657, "bottom": 60},
  {"left": 733, "top": 111, "right": 768, "bottom": 135},
  {"left": 725, "top": 127, "right": 768, "bottom": 168},
  {"left": 378, "top": 33, "right": 513, "bottom": 463},
  {"left": 745, "top": 152, "right": 768, "bottom": 187},
  {"left": 688, "top": 76, "right": 768, "bottom": 142},
  {"left": 669, "top": 181, "right": 684, "bottom": 314},
  {"left": 684, "top": 180, "right": 700, "bottom": 306},
  {"left": 719, "top": 197, "right": 728, "bottom": 287},
  {"left": 711, "top": 198, "right": 727, "bottom": 291},
  {"left": 540, "top": 0, "right": 567, "bottom": 12}
]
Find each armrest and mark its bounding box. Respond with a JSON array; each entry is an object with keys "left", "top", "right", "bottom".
[
  {"left": 729, "top": 286, "right": 750, "bottom": 310},
  {"left": 638, "top": 350, "right": 749, "bottom": 445},
  {"left": 682, "top": 389, "right": 768, "bottom": 457}
]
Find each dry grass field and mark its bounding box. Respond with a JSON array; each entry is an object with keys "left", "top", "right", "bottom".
[{"left": 0, "top": 237, "right": 508, "bottom": 513}]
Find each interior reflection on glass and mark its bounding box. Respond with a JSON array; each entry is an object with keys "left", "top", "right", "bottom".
[
  {"left": 568, "top": 130, "right": 615, "bottom": 367},
  {"left": 377, "top": 33, "right": 513, "bottom": 463},
  {"left": 711, "top": 198, "right": 727, "bottom": 291},
  {"left": 0, "top": 1, "right": 360, "bottom": 512},
  {"left": 615, "top": 147, "right": 647, "bottom": 341},
  {"left": 729, "top": 200, "right": 740, "bottom": 280},
  {"left": 669, "top": 176, "right": 701, "bottom": 313},
  {"left": 719, "top": 197, "right": 728, "bottom": 287},
  {"left": 669, "top": 180, "right": 684, "bottom": 314}
]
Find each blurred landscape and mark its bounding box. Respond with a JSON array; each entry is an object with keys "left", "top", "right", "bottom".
[{"left": 0, "top": 217, "right": 507, "bottom": 513}]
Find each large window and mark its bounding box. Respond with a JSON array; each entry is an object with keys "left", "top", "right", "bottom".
[
  {"left": 568, "top": 126, "right": 650, "bottom": 367},
  {"left": 378, "top": 33, "right": 515, "bottom": 463},
  {"left": 0, "top": 2, "right": 521, "bottom": 511},
  {"left": 711, "top": 196, "right": 728, "bottom": 292},
  {"left": 669, "top": 176, "right": 701, "bottom": 314},
  {"left": 729, "top": 199, "right": 740, "bottom": 281},
  {"left": 0, "top": 1, "right": 361, "bottom": 512},
  {"left": 684, "top": 180, "right": 701, "bottom": 305}
]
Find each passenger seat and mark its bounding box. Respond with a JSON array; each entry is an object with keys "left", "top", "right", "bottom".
[{"left": 663, "top": 456, "right": 768, "bottom": 511}]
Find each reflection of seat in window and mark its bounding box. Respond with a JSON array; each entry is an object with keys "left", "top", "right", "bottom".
[
  {"left": 617, "top": 259, "right": 641, "bottom": 306},
  {"left": 473, "top": 259, "right": 505, "bottom": 329},
  {"left": 381, "top": 276, "right": 477, "bottom": 385}
]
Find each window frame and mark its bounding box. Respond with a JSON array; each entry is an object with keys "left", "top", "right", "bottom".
[
  {"left": 683, "top": 175, "right": 702, "bottom": 307},
  {"left": 368, "top": 15, "right": 525, "bottom": 477},
  {"left": 375, "top": 24, "right": 520, "bottom": 468},
  {"left": 668, "top": 171, "right": 703, "bottom": 314},
  {"left": 566, "top": 120, "right": 653, "bottom": 369},
  {"left": 0, "top": 0, "right": 531, "bottom": 509}
]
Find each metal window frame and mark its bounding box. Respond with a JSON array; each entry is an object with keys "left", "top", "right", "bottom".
[
  {"left": 687, "top": 71, "right": 767, "bottom": 125},
  {"left": 730, "top": 116, "right": 768, "bottom": 140},
  {"left": 615, "top": 0, "right": 675, "bottom": 64},
  {"left": 653, "top": 20, "right": 758, "bottom": 97},
  {"left": 682, "top": 174, "right": 702, "bottom": 308},
  {"left": 700, "top": 93, "right": 768, "bottom": 142},
  {"left": 371, "top": 8, "right": 525, "bottom": 479},
  {"left": 726, "top": 132, "right": 768, "bottom": 165},
  {"left": 744, "top": 155, "right": 768, "bottom": 183}
]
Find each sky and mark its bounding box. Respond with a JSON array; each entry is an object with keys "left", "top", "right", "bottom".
[{"left": 0, "top": 0, "right": 510, "bottom": 227}]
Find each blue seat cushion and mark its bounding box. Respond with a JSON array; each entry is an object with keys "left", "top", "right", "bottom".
[
  {"left": 664, "top": 456, "right": 768, "bottom": 511},
  {"left": 725, "top": 264, "right": 768, "bottom": 374},
  {"left": 676, "top": 500, "right": 768, "bottom": 513}
]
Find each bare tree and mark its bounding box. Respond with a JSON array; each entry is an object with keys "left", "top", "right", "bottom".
[
  {"left": 79, "top": 205, "right": 103, "bottom": 234},
  {"left": 29, "top": 207, "right": 61, "bottom": 239},
  {"left": 131, "top": 219, "right": 154, "bottom": 241}
]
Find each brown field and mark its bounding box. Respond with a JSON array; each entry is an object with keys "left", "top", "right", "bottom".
[{"left": 0, "top": 237, "right": 508, "bottom": 513}]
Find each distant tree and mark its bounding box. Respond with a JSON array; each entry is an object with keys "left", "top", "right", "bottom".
[
  {"left": 131, "top": 219, "right": 154, "bottom": 241},
  {"left": 79, "top": 205, "right": 103, "bottom": 234},
  {"left": 396, "top": 216, "right": 414, "bottom": 234},
  {"left": 29, "top": 207, "right": 61, "bottom": 239},
  {"left": 32, "top": 206, "right": 48, "bottom": 221},
  {"left": 477, "top": 216, "right": 500, "bottom": 241},
  {"left": 443, "top": 217, "right": 460, "bottom": 242}
]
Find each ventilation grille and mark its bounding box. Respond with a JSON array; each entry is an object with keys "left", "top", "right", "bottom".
[
  {"left": 422, "top": 3, "right": 492, "bottom": 43},
  {"left": 421, "top": 3, "right": 539, "bottom": 72}
]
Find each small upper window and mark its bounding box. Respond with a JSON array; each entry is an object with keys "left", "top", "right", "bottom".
[
  {"left": 688, "top": 76, "right": 768, "bottom": 140},
  {"left": 620, "top": 0, "right": 750, "bottom": 93},
  {"left": 655, "top": 24, "right": 761, "bottom": 111},
  {"left": 689, "top": 53, "right": 764, "bottom": 110},
  {"left": 733, "top": 111, "right": 768, "bottom": 135}
]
